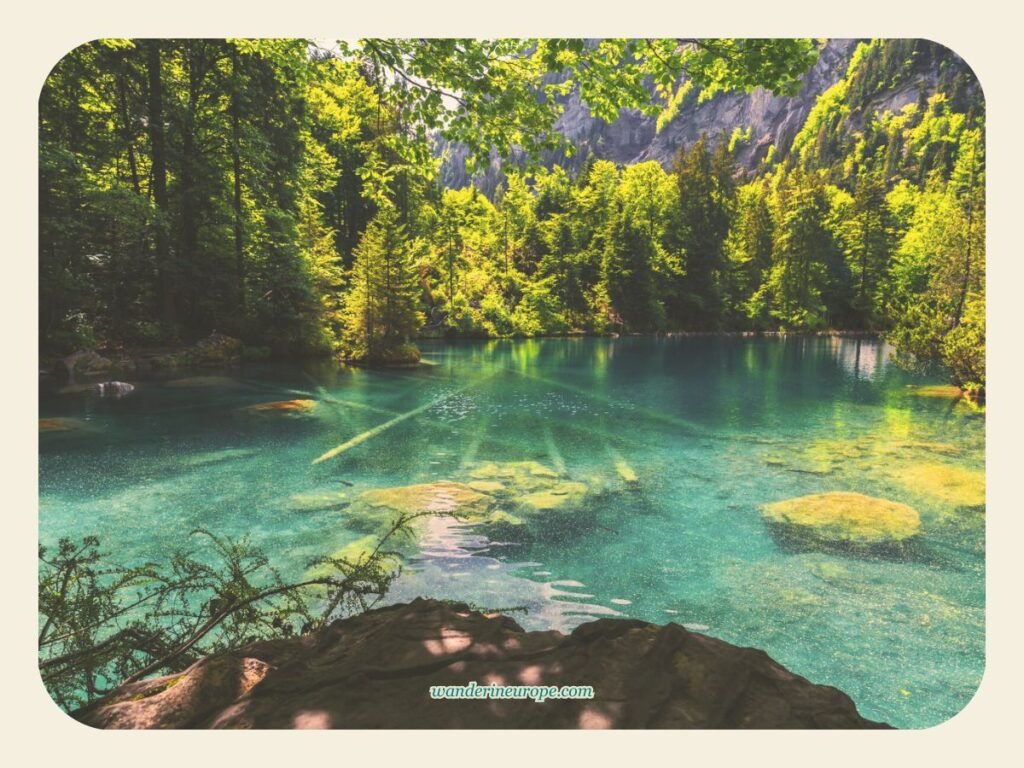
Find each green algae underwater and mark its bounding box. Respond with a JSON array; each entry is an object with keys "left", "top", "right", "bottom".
[{"left": 38, "top": 336, "right": 984, "bottom": 728}]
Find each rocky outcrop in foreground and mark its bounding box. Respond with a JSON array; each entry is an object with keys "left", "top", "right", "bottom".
[{"left": 75, "top": 598, "right": 888, "bottom": 729}]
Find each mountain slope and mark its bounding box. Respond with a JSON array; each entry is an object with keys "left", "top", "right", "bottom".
[{"left": 438, "top": 38, "right": 980, "bottom": 194}]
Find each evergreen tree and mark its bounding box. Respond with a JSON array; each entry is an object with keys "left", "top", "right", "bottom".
[
  {"left": 834, "top": 173, "right": 893, "bottom": 328},
  {"left": 340, "top": 206, "right": 425, "bottom": 363},
  {"left": 723, "top": 180, "right": 774, "bottom": 328},
  {"left": 669, "top": 136, "right": 735, "bottom": 328},
  {"left": 757, "top": 171, "right": 832, "bottom": 330},
  {"left": 601, "top": 206, "right": 663, "bottom": 331}
]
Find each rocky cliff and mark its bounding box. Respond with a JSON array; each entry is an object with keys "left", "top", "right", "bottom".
[
  {"left": 75, "top": 598, "right": 889, "bottom": 729},
  {"left": 439, "top": 38, "right": 980, "bottom": 195}
]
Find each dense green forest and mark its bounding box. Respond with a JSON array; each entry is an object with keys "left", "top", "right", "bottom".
[{"left": 39, "top": 38, "right": 985, "bottom": 393}]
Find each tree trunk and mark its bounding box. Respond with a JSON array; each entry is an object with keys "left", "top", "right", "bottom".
[
  {"left": 145, "top": 40, "right": 175, "bottom": 331},
  {"left": 230, "top": 47, "right": 246, "bottom": 315},
  {"left": 179, "top": 45, "right": 202, "bottom": 331}
]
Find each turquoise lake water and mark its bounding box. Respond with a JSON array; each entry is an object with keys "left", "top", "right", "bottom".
[{"left": 38, "top": 336, "right": 985, "bottom": 728}]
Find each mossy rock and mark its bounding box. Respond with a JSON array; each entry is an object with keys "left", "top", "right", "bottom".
[
  {"left": 467, "top": 480, "right": 506, "bottom": 494},
  {"left": 465, "top": 461, "right": 599, "bottom": 516},
  {"left": 243, "top": 399, "right": 318, "bottom": 415},
  {"left": 476, "top": 510, "right": 527, "bottom": 533},
  {"left": 483, "top": 510, "right": 524, "bottom": 526},
  {"left": 466, "top": 461, "right": 569, "bottom": 498},
  {"left": 345, "top": 480, "right": 497, "bottom": 532},
  {"left": 761, "top": 492, "right": 921, "bottom": 548},
  {"left": 892, "top": 463, "right": 985, "bottom": 510},
  {"left": 469, "top": 460, "right": 560, "bottom": 483},
  {"left": 305, "top": 535, "right": 404, "bottom": 581},
  {"left": 519, "top": 481, "right": 590, "bottom": 514}
]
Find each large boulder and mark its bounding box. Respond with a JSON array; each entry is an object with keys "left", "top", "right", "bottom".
[
  {"left": 74, "top": 598, "right": 889, "bottom": 729},
  {"left": 889, "top": 463, "right": 985, "bottom": 510},
  {"left": 761, "top": 492, "right": 921, "bottom": 549}
]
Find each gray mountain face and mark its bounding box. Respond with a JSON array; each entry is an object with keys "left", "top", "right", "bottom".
[
  {"left": 554, "top": 39, "right": 862, "bottom": 172},
  {"left": 437, "top": 38, "right": 973, "bottom": 196}
]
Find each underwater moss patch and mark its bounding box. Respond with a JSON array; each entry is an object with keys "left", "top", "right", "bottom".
[
  {"left": 346, "top": 480, "right": 497, "bottom": 531},
  {"left": 520, "top": 481, "right": 590, "bottom": 514},
  {"left": 467, "top": 480, "right": 506, "bottom": 494},
  {"left": 761, "top": 492, "right": 921, "bottom": 547},
  {"left": 614, "top": 459, "right": 639, "bottom": 484},
  {"left": 306, "top": 535, "right": 405, "bottom": 580},
  {"left": 893, "top": 463, "right": 985, "bottom": 509}
]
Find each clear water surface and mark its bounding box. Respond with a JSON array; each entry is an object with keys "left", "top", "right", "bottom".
[{"left": 39, "top": 336, "right": 985, "bottom": 728}]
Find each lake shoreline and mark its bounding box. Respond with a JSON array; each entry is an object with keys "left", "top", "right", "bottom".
[{"left": 41, "top": 328, "right": 885, "bottom": 376}]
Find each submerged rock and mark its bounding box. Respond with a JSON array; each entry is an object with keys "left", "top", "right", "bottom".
[
  {"left": 467, "top": 480, "right": 506, "bottom": 494},
  {"left": 345, "top": 480, "right": 497, "bottom": 532},
  {"left": 75, "top": 598, "right": 889, "bottom": 729},
  {"left": 761, "top": 492, "right": 921, "bottom": 548},
  {"left": 520, "top": 481, "right": 590, "bottom": 514},
  {"left": 890, "top": 462, "right": 985, "bottom": 510},
  {"left": 465, "top": 460, "right": 599, "bottom": 516},
  {"left": 306, "top": 535, "right": 405, "bottom": 580},
  {"left": 469, "top": 460, "right": 560, "bottom": 482}
]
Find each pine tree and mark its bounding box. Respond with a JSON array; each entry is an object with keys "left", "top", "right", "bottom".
[
  {"left": 340, "top": 205, "right": 424, "bottom": 363},
  {"left": 601, "top": 208, "right": 662, "bottom": 331},
  {"left": 762, "top": 171, "right": 832, "bottom": 330},
  {"left": 669, "top": 136, "right": 735, "bottom": 329},
  {"left": 723, "top": 181, "right": 774, "bottom": 328}
]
